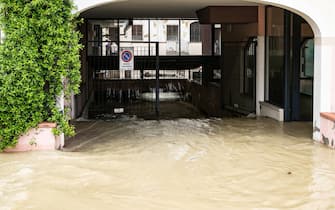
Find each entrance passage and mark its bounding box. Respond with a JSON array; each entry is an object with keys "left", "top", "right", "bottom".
[
  {"left": 81, "top": 18, "right": 224, "bottom": 120},
  {"left": 74, "top": 6, "right": 315, "bottom": 125},
  {"left": 77, "top": 18, "right": 260, "bottom": 120},
  {"left": 87, "top": 42, "right": 219, "bottom": 119}
]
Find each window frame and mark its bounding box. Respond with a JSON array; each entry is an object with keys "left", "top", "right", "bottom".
[
  {"left": 132, "top": 25, "right": 143, "bottom": 41},
  {"left": 167, "top": 25, "right": 179, "bottom": 41},
  {"left": 190, "top": 22, "right": 201, "bottom": 43}
]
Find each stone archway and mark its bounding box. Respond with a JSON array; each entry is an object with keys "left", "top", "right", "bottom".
[{"left": 74, "top": 0, "right": 335, "bottom": 143}]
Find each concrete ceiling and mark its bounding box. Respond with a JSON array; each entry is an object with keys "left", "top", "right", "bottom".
[{"left": 80, "top": 0, "right": 259, "bottom": 18}]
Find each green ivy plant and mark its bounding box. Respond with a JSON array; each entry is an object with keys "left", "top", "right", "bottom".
[{"left": 0, "top": 0, "right": 82, "bottom": 151}]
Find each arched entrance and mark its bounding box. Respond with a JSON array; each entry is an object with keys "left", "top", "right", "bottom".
[{"left": 72, "top": 0, "right": 331, "bottom": 144}]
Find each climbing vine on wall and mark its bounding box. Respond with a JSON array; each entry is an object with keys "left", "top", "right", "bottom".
[{"left": 0, "top": 0, "right": 82, "bottom": 151}]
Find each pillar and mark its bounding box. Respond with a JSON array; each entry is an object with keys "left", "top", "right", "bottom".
[
  {"left": 256, "top": 6, "right": 266, "bottom": 116},
  {"left": 314, "top": 36, "right": 335, "bottom": 141}
]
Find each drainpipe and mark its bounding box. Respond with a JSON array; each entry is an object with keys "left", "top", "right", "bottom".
[{"left": 71, "top": 93, "right": 76, "bottom": 120}]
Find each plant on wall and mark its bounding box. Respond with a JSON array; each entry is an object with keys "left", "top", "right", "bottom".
[{"left": 0, "top": 0, "right": 82, "bottom": 151}]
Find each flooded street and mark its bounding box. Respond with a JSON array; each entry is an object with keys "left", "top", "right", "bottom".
[{"left": 1, "top": 118, "right": 335, "bottom": 210}]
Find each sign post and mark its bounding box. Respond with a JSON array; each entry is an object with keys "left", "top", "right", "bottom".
[
  {"left": 155, "top": 42, "right": 160, "bottom": 118},
  {"left": 120, "top": 47, "right": 134, "bottom": 71}
]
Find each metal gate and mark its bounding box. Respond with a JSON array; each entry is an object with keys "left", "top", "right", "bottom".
[
  {"left": 87, "top": 41, "right": 162, "bottom": 120},
  {"left": 87, "top": 41, "right": 195, "bottom": 120}
]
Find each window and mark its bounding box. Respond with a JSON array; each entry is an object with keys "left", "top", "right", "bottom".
[
  {"left": 300, "top": 38, "right": 314, "bottom": 96},
  {"left": 214, "top": 24, "right": 221, "bottom": 55},
  {"left": 190, "top": 22, "right": 200, "bottom": 42},
  {"left": 242, "top": 38, "right": 257, "bottom": 97},
  {"left": 265, "top": 7, "right": 285, "bottom": 107},
  {"left": 132, "top": 25, "right": 143, "bottom": 41},
  {"left": 109, "top": 27, "right": 119, "bottom": 42},
  {"left": 213, "top": 69, "right": 221, "bottom": 80},
  {"left": 301, "top": 39, "right": 314, "bottom": 78},
  {"left": 167, "top": 25, "right": 179, "bottom": 41}
]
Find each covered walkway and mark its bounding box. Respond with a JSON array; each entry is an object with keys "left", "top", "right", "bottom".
[{"left": 72, "top": 0, "right": 335, "bottom": 147}]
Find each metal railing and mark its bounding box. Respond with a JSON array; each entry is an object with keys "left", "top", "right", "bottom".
[{"left": 89, "top": 41, "right": 161, "bottom": 118}]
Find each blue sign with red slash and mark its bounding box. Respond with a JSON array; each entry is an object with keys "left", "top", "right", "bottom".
[
  {"left": 121, "top": 50, "right": 133, "bottom": 63},
  {"left": 120, "top": 47, "right": 134, "bottom": 70}
]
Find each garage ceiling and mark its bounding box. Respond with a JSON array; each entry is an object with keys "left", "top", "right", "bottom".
[{"left": 80, "top": 0, "right": 259, "bottom": 18}]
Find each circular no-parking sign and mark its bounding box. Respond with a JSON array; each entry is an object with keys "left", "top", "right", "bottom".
[{"left": 121, "top": 50, "right": 133, "bottom": 63}]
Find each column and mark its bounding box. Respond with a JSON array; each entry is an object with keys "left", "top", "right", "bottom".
[{"left": 256, "top": 6, "right": 266, "bottom": 116}]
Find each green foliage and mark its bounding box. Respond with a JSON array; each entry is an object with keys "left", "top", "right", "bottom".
[{"left": 0, "top": 0, "right": 82, "bottom": 151}]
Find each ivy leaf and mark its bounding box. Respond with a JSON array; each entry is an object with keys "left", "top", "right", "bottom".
[{"left": 0, "top": 0, "right": 82, "bottom": 151}]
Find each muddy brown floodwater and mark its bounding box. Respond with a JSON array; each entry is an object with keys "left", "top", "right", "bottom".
[{"left": 1, "top": 117, "right": 335, "bottom": 210}]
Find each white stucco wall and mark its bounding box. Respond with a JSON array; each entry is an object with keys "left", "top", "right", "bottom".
[
  {"left": 74, "top": 0, "right": 335, "bottom": 141},
  {"left": 247, "top": 1, "right": 335, "bottom": 141}
]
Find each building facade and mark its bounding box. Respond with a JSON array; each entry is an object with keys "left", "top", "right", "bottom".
[{"left": 72, "top": 0, "right": 335, "bottom": 147}]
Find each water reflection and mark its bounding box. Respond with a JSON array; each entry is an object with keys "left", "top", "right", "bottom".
[{"left": 0, "top": 118, "right": 335, "bottom": 210}]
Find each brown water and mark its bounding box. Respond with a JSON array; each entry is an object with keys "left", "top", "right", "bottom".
[{"left": 1, "top": 118, "right": 335, "bottom": 210}]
